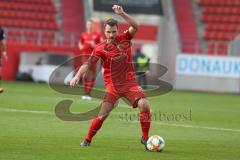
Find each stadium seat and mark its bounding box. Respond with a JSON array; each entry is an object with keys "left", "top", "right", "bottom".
[
  {"left": 200, "top": 0, "right": 236, "bottom": 6},
  {"left": 0, "top": 0, "right": 58, "bottom": 31},
  {"left": 207, "top": 41, "right": 216, "bottom": 55},
  {"left": 199, "top": 0, "right": 240, "bottom": 55}
]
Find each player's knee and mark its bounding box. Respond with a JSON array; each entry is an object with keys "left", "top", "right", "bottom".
[
  {"left": 98, "top": 101, "right": 114, "bottom": 120},
  {"left": 137, "top": 98, "right": 150, "bottom": 112},
  {"left": 98, "top": 114, "right": 109, "bottom": 121}
]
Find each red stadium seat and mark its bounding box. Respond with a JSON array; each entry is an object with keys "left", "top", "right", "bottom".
[
  {"left": 0, "top": 0, "right": 58, "bottom": 31},
  {"left": 204, "top": 30, "right": 211, "bottom": 40},
  {"left": 228, "top": 25, "right": 236, "bottom": 32},
  {"left": 207, "top": 41, "right": 216, "bottom": 55},
  {"left": 200, "top": 0, "right": 240, "bottom": 56}
]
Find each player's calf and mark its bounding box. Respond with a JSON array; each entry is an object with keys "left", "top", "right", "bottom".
[{"left": 137, "top": 98, "right": 151, "bottom": 141}]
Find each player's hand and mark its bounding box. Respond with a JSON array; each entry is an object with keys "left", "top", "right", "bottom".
[
  {"left": 79, "top": 43, "right": 84, "bottom": 51},
  {"left": 70, "top": 76, "right": 80, "bottom": 88},
  {"left": 70, "top": 64, "right": 88, "bottom": 88},
  {"left": 2, "top": 51, "right": 8, "bottom": 61},
  {"left": 112, "top": 5, "right": 124, "bottom": 15}
]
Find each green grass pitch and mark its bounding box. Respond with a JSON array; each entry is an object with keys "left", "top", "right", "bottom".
[{"left": 0, "top": 81, "right": 240, "bottom": 160}]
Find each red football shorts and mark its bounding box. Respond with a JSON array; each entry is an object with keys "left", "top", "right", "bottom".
[{"left": 103, "top": 82, "right": 146, "bottom": 108}]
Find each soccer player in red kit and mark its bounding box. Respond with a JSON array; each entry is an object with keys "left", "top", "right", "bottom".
[
  {"left": 0, "top": 26, "right": 7, "bottom": 93},
  {"left": 70, "top": 5, "right": 151, "bottom": 149},
  {"left": 79, "top": 19, "right": 101, "bottom": 100}
]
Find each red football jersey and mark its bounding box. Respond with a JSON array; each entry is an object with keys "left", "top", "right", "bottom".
[
  {"left": 89, "top": 30, "right": 137, "bottom": 86},
  {"left": 79, "top": 31, "right": 101, "bottom": 54}
]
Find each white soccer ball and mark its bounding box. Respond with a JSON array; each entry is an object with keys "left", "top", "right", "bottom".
[{"left": 146, "top": 135, "right": 165, "bottom": 152}]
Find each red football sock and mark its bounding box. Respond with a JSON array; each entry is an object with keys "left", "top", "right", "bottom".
[
  {"left": 140, "top": 108, "right": 151, "bottom": 139},
  {"left": 85, "top": 116, "right": 104, "bottom": 142}
]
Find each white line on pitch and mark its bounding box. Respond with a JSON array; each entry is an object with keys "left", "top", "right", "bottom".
[
  {"left": 115, "top": 119, "right": 240, "bottom": 133},
  {"left": 0, "top": 108, "right": 136, "bottom": 115},
  {"left": 0, "top": 108, "right": 240, "bottom": 133}
]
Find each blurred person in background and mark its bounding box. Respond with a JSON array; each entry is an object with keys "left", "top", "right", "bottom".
[
  {"left": 133, "top": 49, "right": 150, "bottom": 88},
  {"left": 78, "top": 19, "right": 102, "bottom": 100},
  {"left": 36, "top": 57, "right": 43, "bottom": 66},
  {"left": 0, "top": 26, "right": 8, "bottom": 93}
]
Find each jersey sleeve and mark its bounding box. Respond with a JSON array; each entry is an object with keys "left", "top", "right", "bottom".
[
  {"left": 87, "top": 48, "right": 101, "bottom": 69},
  {"left": 120, "top": 30, "right": 133, "bottom": 41}
]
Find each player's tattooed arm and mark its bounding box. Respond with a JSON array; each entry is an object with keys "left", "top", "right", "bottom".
[
  {"left": 70, "top": 62, "right": 89, "bottom": 88},
  {"left": 112, "top": 5, "right": 138, "bottom": 36},
  {"left": 70, "top": 61, "right": 96, "bottom": 88}
]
